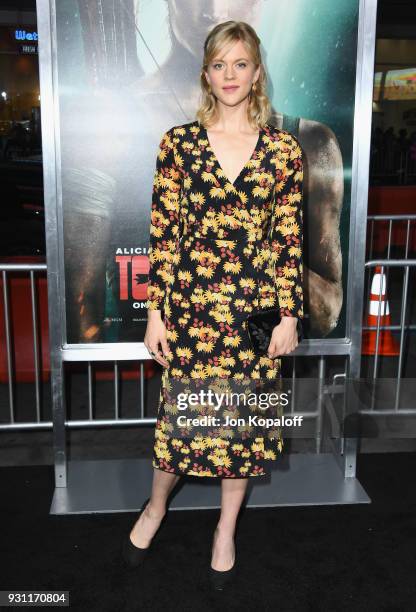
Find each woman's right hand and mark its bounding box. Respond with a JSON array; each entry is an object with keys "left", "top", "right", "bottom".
[{"left": 144, "top": 310, "right": 170, "bottom": 368}]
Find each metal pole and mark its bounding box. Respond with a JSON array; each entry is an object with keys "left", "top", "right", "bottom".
[
  {"left": 30, "top": 270, "right": 42, "bottom": 421},
  {"left": 343, "top": 0, "right": 378, "bottom": 478},
  {"left": 37, "top": 0, "right": 68, "bottom": 487},
  {"left": 316, "top": 356, "right": 325, "bottom": 453},
  {"left": 395, "top": 265, "right": 410, "bottom": 410},
  {"left": 2, "top": 270, "right": 14, "bottom": 422},
  {"left": 114, "top": 362, "right": 120, "bottom": 420}
]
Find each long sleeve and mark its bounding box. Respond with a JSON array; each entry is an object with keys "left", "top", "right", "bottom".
[
  {"left": 270, "top": 134, "right": 304, "bottom": 320},
  {"left": 145, "top": 128, "right": 183, "bottom": 311}
]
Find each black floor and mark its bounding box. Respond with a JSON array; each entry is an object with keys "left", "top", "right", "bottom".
[{"left": 1, "top": 451, "right": 415, "bottom": 612}]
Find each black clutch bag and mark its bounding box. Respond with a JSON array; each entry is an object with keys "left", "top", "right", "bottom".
[
  {"left": 246, "top": 188, "right": 303, "bottom": 356},
  {"left": 247, "top": 307, "right": 303, "bottom": 355}
]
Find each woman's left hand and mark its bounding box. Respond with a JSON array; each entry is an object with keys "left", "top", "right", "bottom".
[{"left": 267, "top": 317, "right": 299, "bottom": 358}]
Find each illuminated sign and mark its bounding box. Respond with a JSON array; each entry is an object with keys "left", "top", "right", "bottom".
[
  {"left": 15, "top": 30, "right": 38, "bottom": 41},
  {"left": 384, "top": 68, "right": 416, "bottom": 101}
]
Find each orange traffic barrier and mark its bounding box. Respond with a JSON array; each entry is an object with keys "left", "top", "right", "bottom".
[{"left": 362, "top": 265, "right": 400, "bottom": 356}]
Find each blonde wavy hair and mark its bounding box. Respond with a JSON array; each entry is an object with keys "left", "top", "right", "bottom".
[{"left": 196, "top": 21, "right": 271, "bottom": 130}]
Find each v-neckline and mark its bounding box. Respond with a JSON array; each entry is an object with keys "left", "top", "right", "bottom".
[{"left": 201, "top": 123, "right": 263, "bottom": 189}]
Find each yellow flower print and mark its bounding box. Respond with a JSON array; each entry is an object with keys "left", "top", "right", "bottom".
[
  {"left": 170, "top": 368, "right": 184, "bottom": 377},
  {"left": 251, "top": 441, "right": 263, "bottom": 452},
  {"left": 190, "top": 438, "right": 207, "bottom": 451},
  {"left": 190, "top": 192, "right": 206, "bottom": 206},
  {"left": 148, "top": 121, "right": 303, "bottom": 477},
  {"left": 252, "top": 185, "right": 272, "bottom": 199},
  {"left": 218, "top": 280, "right": 237, "bottom": 296},
  {"left": 223, "top": 335, "right": 242, "bottom": 348},
  {"left": 223, "top": 260, "right": 243, "bottom": 274},
  {"left": 190, "top": 367, "right": 208, "bottom": 380},
  {"left": 178, "top": 315, "right": 190, "bottom": 327},
  {"left": 223, "top": 182, "right": 239, "bottom": 194},
  {"left": 176, "top": 347, "right": 193, "bottom": 360},
  {"left": 209, "top": 186, "right": 227, "bottom": 199},
  {"left": 232, "top": 443, "right": 244, "bottom": 452},
  {"left": 289, "top": 246, "right": 302, "bottom": 258},
  {"left": 208, "top": 453, "right": 225, "bottom": 466},
  {"left": 219, "top": 355, "right": 236, "bottom": 368},
  {"left": 196, "top": 340, "right": 215, "bottom": 353},
  {"left": 178, "top": 269, "right": 193, "bottom": 283},
  {"left": 167, "top": 329, "right": 179, "bottom": 343}
]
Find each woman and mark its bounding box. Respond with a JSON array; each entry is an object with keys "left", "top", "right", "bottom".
[{"left": 123, "top": 20, "right": 304, "bottom": 589}]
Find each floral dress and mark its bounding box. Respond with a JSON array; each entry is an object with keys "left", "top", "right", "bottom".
[{"left": 146, "top": 120, "right": 304, "bottom": 478}]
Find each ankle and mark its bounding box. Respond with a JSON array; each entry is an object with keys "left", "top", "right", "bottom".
[
  {"left": 214, "top": 524, "right": 235, "bottom": 540},
  {"left": 144, "top": 501, "right": 166, "bottom": 521}
]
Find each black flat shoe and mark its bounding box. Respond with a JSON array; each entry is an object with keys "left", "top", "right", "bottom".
[
  {"left": 209, "top": 561, "right": 236, "bottom": 591},
  {"left": 122, "top": 497, "right": 157, "bottom": 568}
]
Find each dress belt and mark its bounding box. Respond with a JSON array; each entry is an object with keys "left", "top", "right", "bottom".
[{"left": 180, "top": 227, "right": 264, "bottom": 242}]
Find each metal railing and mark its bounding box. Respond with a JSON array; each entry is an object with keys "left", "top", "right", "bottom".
[
  {"left": 0, "top": 259, "right": 331, "bottom": 450},
  {"left": 1, "top": 215, "right": 415, "bottom": 438},
  {"left": 365, "top": 215, "right": 416, "bottom": 375},
  {"left": 370, "top": 146, "right": 416, "bottom": 185},
  {"left": 1, "top": 263, "right": 47, "bottom": 428},
  {"left": 359, "top": 214, "right": 416, "bottom": 416}
]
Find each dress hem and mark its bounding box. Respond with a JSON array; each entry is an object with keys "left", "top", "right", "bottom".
[{"left": 152, "top": 461, "right": 268, "bottom": 479}]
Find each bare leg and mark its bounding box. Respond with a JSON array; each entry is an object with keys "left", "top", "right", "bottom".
[
  {"left": 130, "top": 468, "right": 180, "bottom": 548},
  {"left": 211, "top": 478, "right": 249, "bottom": 571}
]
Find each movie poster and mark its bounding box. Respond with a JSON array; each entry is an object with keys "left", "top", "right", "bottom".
[{"left": 55, "top": 0, "right": 359, "bottom": 344}]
